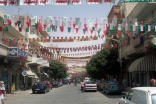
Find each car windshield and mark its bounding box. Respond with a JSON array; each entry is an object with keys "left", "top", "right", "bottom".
[
  {"left": 151, "top": 94, "right": 156, "bottom": 104},
  {"left": 85, "top": 81, "right": 95, "bottom": 84},
  {"left": 34, "top": 82, "right": 44, "bottom": 85},
  {"left": 108, "top": 81, "right": 119, "bottom": 85}
]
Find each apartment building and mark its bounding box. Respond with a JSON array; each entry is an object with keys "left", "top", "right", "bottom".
[
  {"left": 107, "top": 2, "right": 156, "bottom": 87},
  {"left": 0, "top": 8, "right": 52, "bottom": 93}
]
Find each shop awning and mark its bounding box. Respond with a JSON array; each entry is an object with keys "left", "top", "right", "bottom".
[
  {"left": 22, "top": 67, "right": 38, "bottom": 78},
  {"left": 128, "top": 57, "right": 144, "bottom": 72},
  {"left": 44, "top": 72, "right": 49, "bottom": 78},
  {"left": 28, "top": 72, "right": 38, "bottom": 79}
]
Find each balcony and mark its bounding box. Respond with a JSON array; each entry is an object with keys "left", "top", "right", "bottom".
[
  {"left": 121, "top": 37, "right": 150, "bottom": 58},
  {"left": 0, "top": 42, "right": 8, "bottom": 56},
  {"left": 127, "top": 3, "right": 156, "bottom": 21}
]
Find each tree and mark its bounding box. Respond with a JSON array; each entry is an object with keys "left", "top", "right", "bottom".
[
  {"left": 45, "top": 60, "right": 68, "bottom": 80},
  {"left": 86, "top": 48, "right": 120, "bottom": 79}
]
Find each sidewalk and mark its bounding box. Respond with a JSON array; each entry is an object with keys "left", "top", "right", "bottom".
[{"left": 7, "top": 89, "right": 32, "bottom": 94}]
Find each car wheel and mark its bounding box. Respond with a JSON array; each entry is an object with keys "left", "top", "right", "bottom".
[
  {"left": 44, "top": 90, "right": 47, "bottom": 94},
  {"left": 33, "top": 91, "right": 35, "bottom": 94}
]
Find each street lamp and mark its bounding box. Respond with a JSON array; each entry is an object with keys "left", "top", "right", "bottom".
[{"left": 111, "top": 39, "right": 123, "bottom": 83}]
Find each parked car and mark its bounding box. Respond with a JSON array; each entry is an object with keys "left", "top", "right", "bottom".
[
  {"left": 44, "top": 80, "right": 53, "bottom": 89},
  {"left": 52, "top": 81, "right": 59, "bottom": 87},
  {"left": 62, "top": 78, "right": 69, "bottom": 85},
  {"left": 76, "top": 78, "right": 81, "bottom": 83},
  {"left": 98, "top": 79, "right": 107, "bottom": 91},
  {"left": 58, "top": 81, "right": 63, "bottom": 87},
  {"left": 103, "top": 81, "right": 123, "bottom": 95},
  {"left": 119, "top": 87, "right": 156, "bottom": 104},
  {"left": 32, "top": 82, "right": 50, "bottom": 94},
  {"left": 83, "top": 81, "right": 97, "bottom": 92}
]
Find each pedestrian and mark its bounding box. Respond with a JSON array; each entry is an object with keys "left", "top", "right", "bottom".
[
  {"left": 0, "top": 81, "right": 5, "bottom": 98},
  {"left": 150, "top": 78, "right": 156, "bottom": 87},
  {"left": 0, "top": 82, "right": 4, "bottom": 104},
  {"left": 80, "top": 80, "right": 84, "bottom": 92},
  {"left": 122, "top": 79, "right": 127, "bottom": 92}
]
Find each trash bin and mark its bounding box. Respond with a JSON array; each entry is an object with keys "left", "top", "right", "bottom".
[{"left": 11, "top": 83, "right": 15, "bottom": 94}]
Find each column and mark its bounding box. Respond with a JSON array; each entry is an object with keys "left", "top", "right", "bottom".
[
  {"left": 139, "top": 72, "right": 141, "bottom": 86},
  {"left": 16, "top": 70, "right": 19, "bottom": 90},
  {"left": 129, "top": 73, "right": 131, "bottom": 87}
]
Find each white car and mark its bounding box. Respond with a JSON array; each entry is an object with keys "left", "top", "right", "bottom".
[
  {"left": 119, "top": 87, "right": 156, "bottom": 104},
  {"left": 83, "top": 81, "right": 97, "bottom": 92}
]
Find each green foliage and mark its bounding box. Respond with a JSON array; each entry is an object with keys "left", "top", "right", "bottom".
[
  {"left": 45, "top": 60, "right": 68, "bottom": 80},
  {"left": 86, "top": 48, "right": 120, "bottom": 79}
]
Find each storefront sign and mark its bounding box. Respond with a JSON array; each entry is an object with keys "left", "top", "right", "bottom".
[
  {"left": 9, "top": 48, "right": 28, "bottom": 58},
  {"left": 133, "top": 37, "right": 144, "bottom": 48},
  {"left": 36, "top": 58, "right": 48, "bottom": 64}
]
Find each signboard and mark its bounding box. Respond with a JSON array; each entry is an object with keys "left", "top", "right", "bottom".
[
  {"left": 22, "top": 71, "right": 27, "bottom": 76},
  {"left": 9, "top": 48, "right": 28, "bottom": 58},
  {"left": 133, "top": 37, "right": 144, "bottom": 48},
  {"left": 121, "top": 0, "right": 156, "bottom": 2}
]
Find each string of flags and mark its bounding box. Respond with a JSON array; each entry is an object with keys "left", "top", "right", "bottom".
[
  {"left": 0, "top": 0, "right": 115, "bottom": 6},
  {"left": 1, "top": 15, "right": 156, "bottom": 40}
]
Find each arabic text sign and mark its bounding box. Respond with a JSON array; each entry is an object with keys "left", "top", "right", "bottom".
[{"left": 9, "top": 48, "right": 28, "bottom": 58}]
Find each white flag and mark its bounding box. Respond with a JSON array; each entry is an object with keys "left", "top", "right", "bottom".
[
  {"left": 4, "top": 14, "right": 10, "bottom": 24},
  {"left": 31, "top": 16, "right": 37, "bottom": 25}
]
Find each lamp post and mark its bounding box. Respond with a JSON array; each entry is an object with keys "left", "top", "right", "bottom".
[{"left": 112, "top": 39, "right": 123, "bottom": 83}]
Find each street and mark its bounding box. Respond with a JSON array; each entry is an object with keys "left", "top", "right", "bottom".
[{"left": 5, "top": 84, "right": 121, "bottom": 104}]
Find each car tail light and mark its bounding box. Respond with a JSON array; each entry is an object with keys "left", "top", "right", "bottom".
[{"left": 108, "top": 86, "right": 112, "bottom": 89}]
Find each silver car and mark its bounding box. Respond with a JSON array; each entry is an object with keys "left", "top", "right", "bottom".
[{"left": 119, "top": 87, "right": 156, "bottom": 104}]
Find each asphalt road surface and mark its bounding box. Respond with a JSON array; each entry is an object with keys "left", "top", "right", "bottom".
[{"left": 5, "top": 84, "right": 122, "bottom": 104}]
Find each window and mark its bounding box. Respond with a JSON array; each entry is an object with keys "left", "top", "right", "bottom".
[
  {"left": 127, "top": 90, "right": 133, "bottom": 101},
  {"left": 131, "top": 90, "right": 147, "bottom": 104},
  {"left": 152, "top": 94, "right": 156, "bottom": 104}
]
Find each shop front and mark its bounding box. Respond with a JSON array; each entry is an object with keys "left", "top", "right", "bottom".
[
  {"left": 7, "top": 48, "right": 28, "bottom": 93},
  {"left": 128, "top": 53, "right": 156, "bottom": 87}
]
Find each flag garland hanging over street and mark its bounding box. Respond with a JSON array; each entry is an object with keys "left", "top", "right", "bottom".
[
  {"left": 0, "top": 0, "right": 115, "bottom": 5},
  {"left": 0, "top": 15, "right": 156, "bottom": 41}
]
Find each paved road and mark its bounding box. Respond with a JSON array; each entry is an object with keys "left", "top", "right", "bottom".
[{"left": 5, "top": 84, "right": 121, "bottom": 104}]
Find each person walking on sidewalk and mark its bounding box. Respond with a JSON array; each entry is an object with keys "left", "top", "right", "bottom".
[
  {"left": 80, "top": 80, "right": 84, "bottom": 92},
  {"left": 0, "top": 82, "right": 4, "bottom": 104}
]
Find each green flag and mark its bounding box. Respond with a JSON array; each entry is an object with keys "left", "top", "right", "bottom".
[
  {"left": 5, "top": 27, "right": 8, "bottom": 32},
  {"left": 47, "top": 27, "right": 51, "bottom": 32},
  {"left": 26, "top": 27, "right": 29, "bottom": 32},
  {"left": 68, "top": 27, "right": 71, "bottom": 33}
]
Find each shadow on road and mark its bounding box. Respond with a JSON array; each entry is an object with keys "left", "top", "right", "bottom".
[{"left": 98, "top": 90, "right": 122, "bottom": 98}]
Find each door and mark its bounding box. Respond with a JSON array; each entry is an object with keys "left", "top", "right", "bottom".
[{"left": 120, "top": 90, "right": 135, "bottom": 104}]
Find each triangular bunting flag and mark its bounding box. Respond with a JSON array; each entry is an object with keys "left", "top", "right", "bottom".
[{"left": 68, "top": 27, "right": 71, "bottom": 33}]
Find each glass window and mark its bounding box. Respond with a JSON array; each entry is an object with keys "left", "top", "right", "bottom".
[
  {"left": 152, "top": 94, "right": 156, "bottom": 104},
  {"left": 108, "top": 81, "right": 119, "bottom": 85},
  {"left": 85, "top": 81, "right": 95, "bottom": 84},
  {"left": 131, "top": 90, "right": 147, "bottom": 104},
  {"left": 127, "top": 90, "right": 133, "bottom": 101}
]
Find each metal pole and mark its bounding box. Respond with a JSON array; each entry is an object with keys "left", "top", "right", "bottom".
[
  {"left": 24, "top": 76, "right": 25, "bottom": 91},
  {"left": 120, "top": 42, "right": 123, "bottom": 83}
]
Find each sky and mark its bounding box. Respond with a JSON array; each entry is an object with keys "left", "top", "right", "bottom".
[{"left": 0, "top": 1, "right": 119, "bottom": 58}]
